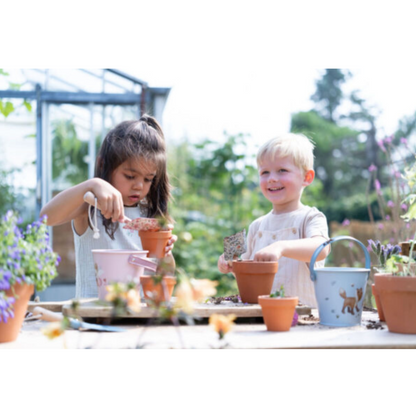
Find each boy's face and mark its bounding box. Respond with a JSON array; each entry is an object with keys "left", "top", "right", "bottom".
[
  {"left": 258, "top": 154, "right": 314, "bottom": 214},
  {"left": 111, "top": 158, "right": 157, "bottom": 206}
]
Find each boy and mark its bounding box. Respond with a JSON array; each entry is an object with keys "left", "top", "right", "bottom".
[{"left": 217, "top": 133, "right": 330, "bottom": 307}]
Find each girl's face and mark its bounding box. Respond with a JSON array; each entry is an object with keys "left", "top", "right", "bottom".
[
  {"left": 111, "top": 158, "right": 157, "bottom": 206},
  {"left": 258, "top": 154, "right": 314, "bottom": 214}
]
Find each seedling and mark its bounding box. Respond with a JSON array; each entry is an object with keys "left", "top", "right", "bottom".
[{"left": 270, "top": 285, "right": 285, "bottom": 298}]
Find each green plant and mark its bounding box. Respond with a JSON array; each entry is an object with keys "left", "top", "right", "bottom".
[
  {"left": 368, "top": 141, "right": 416, "bottom": 276},
  {"left": 367, "top": 239, "right": 401, "bottom": 272},
  {"left": 270, "top": 284, "right": 285, "bottom": 298},
  {"left": 0, "top": 211, "right": 61, "bottom": 323}
]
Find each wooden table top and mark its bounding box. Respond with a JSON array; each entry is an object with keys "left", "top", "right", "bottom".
[{"left": 2, "top": 301, "right": 415, "bottom": 349}]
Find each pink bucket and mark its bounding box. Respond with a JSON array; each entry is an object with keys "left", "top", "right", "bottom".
[{"left": 92, "top": 249, "right": 157, "bottom": 300}]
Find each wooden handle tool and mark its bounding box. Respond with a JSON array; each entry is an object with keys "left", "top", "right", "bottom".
[{"left": 83, "top": 191, "right": 132, "bottom": 222}]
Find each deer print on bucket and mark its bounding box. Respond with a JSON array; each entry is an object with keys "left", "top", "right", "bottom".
[{"left": 339, "top": 287, "right": 363, "bottom": 315}]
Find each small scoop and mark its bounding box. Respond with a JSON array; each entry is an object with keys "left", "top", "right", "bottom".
[{"left": 83, "top": 191, "right": 132, "bottom": 222}]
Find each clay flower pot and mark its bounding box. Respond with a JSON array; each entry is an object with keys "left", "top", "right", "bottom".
[
  {"left": 371, "top": 283, "right": 385, "bottom": 321},
  {"left": 0, "top": 282, "right": 34, "bottom": 343},
  {"left": 139, "top": 230, "right": 172, "bottom": 258},
  {"left": 374, "top": 273, "right": 416, "bottom": 334},
  {"left": 258, "top": 295, "right": 298, "bottom": 331},
  {"left": 232, "top": 260, "right": 278, "bottom": 304},
  {"left": 140, "top": 275, "right": 176, "bottom": 303}
]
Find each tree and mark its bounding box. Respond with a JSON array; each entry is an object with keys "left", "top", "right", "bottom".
[
  {"left": 167, "top": 133, "right": 267, "bottom": 296},
  {"left": 310, "top": 69, "right": 351, "bottom": 123},
  {"left": 51, "top": 119, "right": 102, "bottom": 189}
]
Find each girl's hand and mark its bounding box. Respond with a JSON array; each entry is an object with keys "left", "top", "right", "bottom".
[
  {"left": 165, "top": 232, "right": 177, "bottom": 255},
  {"left": 218, "top": 254, "right": 233, "bottom": 274},
  {"left": 91, "top": 179, "right": 126, "bottom": 222}
]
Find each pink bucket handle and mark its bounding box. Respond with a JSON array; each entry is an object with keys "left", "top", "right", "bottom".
[{"left": 128, "top": 255, "right": 158, "bottom": 272}]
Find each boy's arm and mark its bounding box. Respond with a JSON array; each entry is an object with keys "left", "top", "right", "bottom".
[
  {"left": 253, "top": 236, "right": 330, "bottom": 263},
  {"left": 40, "top": 178, "right": 125, "bottom": 227}
]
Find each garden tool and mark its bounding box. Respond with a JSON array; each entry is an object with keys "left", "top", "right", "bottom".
[{"left": 31, "top": 306, "right": 126, "bottom": 332}]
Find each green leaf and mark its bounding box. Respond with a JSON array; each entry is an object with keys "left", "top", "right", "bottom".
[
  {"left": 401, "top": 203, "right": 416, "bottom": 222},
  {"left": 8, "top": 82, "right": 22, "bottom": 90},
  {"left": 0, "top": 101, "right": 15, "bottom": 117},
  {"left": 23, "top": 100, "right": 32, "bottom": 112},
  {"left": 0, "top": 69, "right": 9, "bottom": 76}
]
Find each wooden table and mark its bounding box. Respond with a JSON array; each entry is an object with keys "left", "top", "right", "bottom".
[{"left": 2, "top": 300, "right": 416, "bottom": 349}]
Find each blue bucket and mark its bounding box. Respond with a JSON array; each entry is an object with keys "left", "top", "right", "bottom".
[{"left": 310, "top": 236, "right": 371, "bottom": 327}]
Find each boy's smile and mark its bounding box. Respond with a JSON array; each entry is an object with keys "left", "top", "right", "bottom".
[{"left": 258, "top": 154, "right": 314, "bottom": 214}]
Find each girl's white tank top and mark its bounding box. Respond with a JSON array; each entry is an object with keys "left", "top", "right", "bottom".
[{"left": 72, "top": 206, "right": 144, "bottom": 298}]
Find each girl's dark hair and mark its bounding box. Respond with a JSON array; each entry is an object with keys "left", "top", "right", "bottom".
[{"left": 94, "top": 114, "right": 172, "bottom": 239}]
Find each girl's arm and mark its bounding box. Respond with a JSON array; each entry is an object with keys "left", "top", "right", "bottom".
[
  {"left": 40, "top": 178, "right": 126, "bottom": 232},
  {"left": 253, "top": 236, "right": 330, "bottom": 263}
]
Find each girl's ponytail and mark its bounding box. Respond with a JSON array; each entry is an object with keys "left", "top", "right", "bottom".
[{"left": 139, "top": 114, "right": 165, "bottom": 141}]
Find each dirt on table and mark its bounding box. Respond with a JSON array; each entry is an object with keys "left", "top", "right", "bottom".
[
  {"left": 365, "top": 320, "right": 385, "bottom": 330},
  {"left": 297, "top": 314, "right": 320, "bottom": 325}
]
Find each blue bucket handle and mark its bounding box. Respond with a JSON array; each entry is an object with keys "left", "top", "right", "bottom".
[{"left": 310, "top": 236, "right": 371, "bottom": 282}]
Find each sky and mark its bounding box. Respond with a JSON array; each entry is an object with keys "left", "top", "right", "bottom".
[
  {"left": 4, "top": 1, "right": 416, "bottom": 150},
  {"left": 126, "top": 66, "right": 416, "bottom": 147}
]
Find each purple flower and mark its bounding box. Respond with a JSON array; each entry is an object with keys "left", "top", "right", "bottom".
[
  {"left": 0, "top": 280, "right": 11, "bottom": 290},
  {"left": 384, "top": 135, "right": 393, "bottom": 144},
  {"left": 402, "top": 203, "right": 408, "bottom": 211},
  {"left": 375, "top": 179, "right": 382, "bottom": 195},
  {"left": 378, "top": 223, "right": 384, "bottom": 230},
  {"left": 377, "top": 140, "right": 386, "bottom": 153},
  {"left": 385, "top": 215, "right": 391, "bottom": 221},
  {"left": 342, "top": 219, "right": 350, "bottom": 227},
  {"left": 292, "top": 311, "right": 298, "bottom": 327},
  {"left": 401, "top": 137, "right": 408, "bottom": 145},
  {"left": 368, "top": 164, "right": 377, "bottom": 172},
  {"left": 387, "top": 200, "right": 394, "bottom": 208}
]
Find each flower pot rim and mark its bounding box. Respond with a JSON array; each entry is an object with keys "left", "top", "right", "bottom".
[
  {"left": 232, "top": 259, "right": 278, "bottom": 264},
  {"left": 140, "top": 275, "right": 176, "bottom": 281},
  {"left": 92, "top": 249, "right": 149, "bottom": 254},
  {"left": 374, "top": 272, "right": 416, "bottom": 278},
  {"left": 139, "top": 229, "right": 172, "bottom": 234},
  {"left": 258, "top": 295, "right": 298, "bottom": 301}
]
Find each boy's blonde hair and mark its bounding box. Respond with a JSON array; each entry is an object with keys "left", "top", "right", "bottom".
[{"left": 256, "top": 133, "right": 315, "bottom": 172}]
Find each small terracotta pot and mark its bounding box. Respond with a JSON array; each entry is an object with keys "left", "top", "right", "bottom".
[
  {"left": 371, "top": 284, "right": 385, "bottom": 321},
  {"left": 374, "top": 273, "right": 416, "bottom": 334},
  {"left": 232, "top": 260, "right": 278, "bottom": 304},
  {"left": 139, "top": 230, "right": 172, "bottom": 258},
  {"left": 0, "top": 283, "right": 34, "bottom": 343},
  {"left": 140, "top": 275, "right": 176, "bottom": 303},
  {"left": 399, "top": 242, "right": 410, "bottom": 256},
  {"left": 258, "top": 295, "right": 298, "bottom": 331}
]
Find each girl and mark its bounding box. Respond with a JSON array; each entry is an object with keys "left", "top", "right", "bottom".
[{"left": 41, "top": 115, "right": 177, "bottom": 298}]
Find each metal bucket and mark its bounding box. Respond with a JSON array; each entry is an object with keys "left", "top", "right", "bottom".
[{"left": 310, "top": 236, "right": 371, "bottom": 327}]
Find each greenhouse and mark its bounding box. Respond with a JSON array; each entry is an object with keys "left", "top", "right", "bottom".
[{"left": 0, "top": 69, "right": 170, "bottom": 297}]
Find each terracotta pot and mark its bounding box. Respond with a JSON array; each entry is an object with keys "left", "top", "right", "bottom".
[
  {"left": 399, "top": 242, "right": 410, "bottom": 256},
  {"left": 139, "top": 230, "right": 172, "bottom": 258},
  {"left": 374, "top": 273, "right": 416, "bottom": 334},
  {"left": 232, "top": 260, "right": 278, "bottom": 304},
  {"left": 258, "top": 295, "right": 298, "bottom": 331},
  {"left": 140, "top": 275, "right": 176, "bottom": 303},
  {"left": 0, "top": 283, "right": 34, "bottom": 343},
  {"left": 371, "top": 284, "right": 385, "bottom": 321}
]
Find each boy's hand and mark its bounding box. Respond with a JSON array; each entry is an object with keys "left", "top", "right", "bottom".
[
  {"left": 218, "top": 254, "right": 233, "bottom": 274},
  {"left": 253, "top": 243, "right": 281, "bottom": 262}
]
